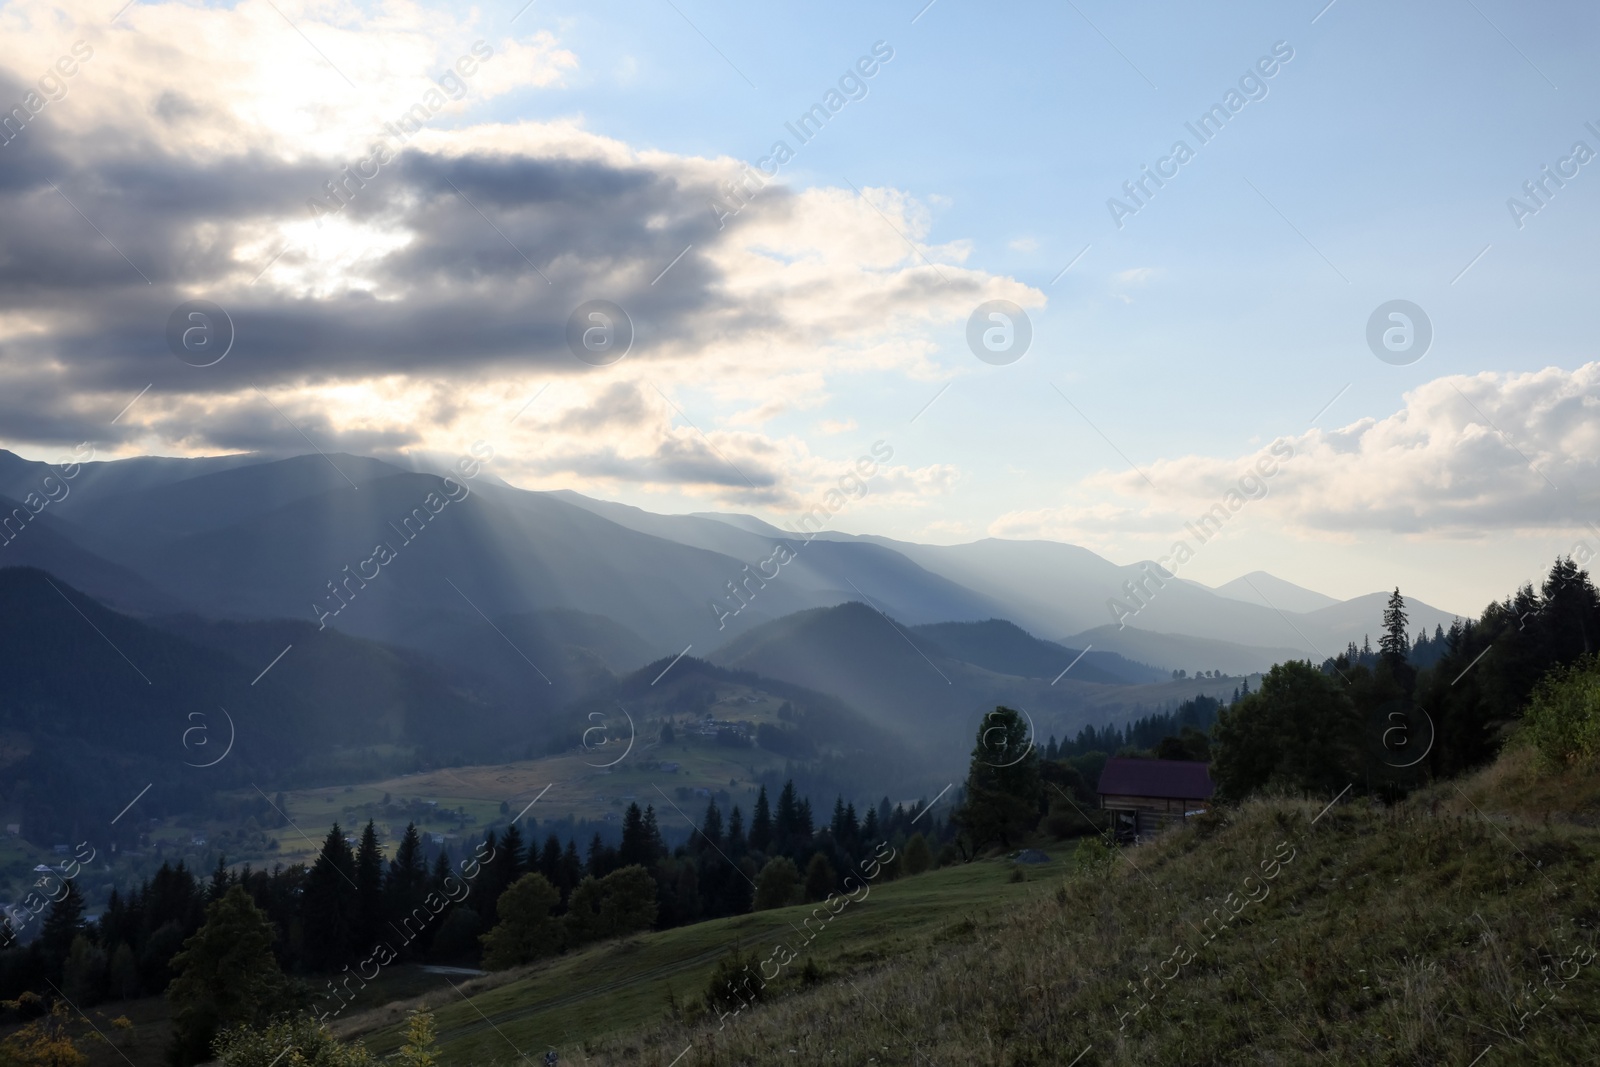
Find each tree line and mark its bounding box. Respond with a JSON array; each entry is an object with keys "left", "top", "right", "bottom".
[
  {"left": 0, "top": 778, "right": 957, "bottom": 1064},
  {"left": 1212, "top": 558, "right": 1600, "bottom": 798}
]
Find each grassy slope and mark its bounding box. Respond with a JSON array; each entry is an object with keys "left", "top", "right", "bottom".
[
  {"left": 558, "top": 749, "right": 1600, "bottom": 1067},
  {"left": 338, "top": 854, "right": 1069, "bottom": 1064}
]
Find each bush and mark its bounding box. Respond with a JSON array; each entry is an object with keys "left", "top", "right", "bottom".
[
  {"left": 480, "top": 873, "right": 560, "bottom": 970},
  {"left": 1520, "top": 655, "right": 1600, "bottom": 767},
  {"left": 901, "top": 834, "right": 932, "bottom": 875},
  {"left": 213, "top": 1017, "right": 378, "bottom": 1067},
  {"left": 703, "top": 943, "right": 764, "bottom": 1017},
  {"left": 564, "top": 865, "right": 659, "bottom": 947},
  {"left": 802, "top": 853, "right": 836, "bottom": 903},
  {"left": 752, "top": 856, "right": 800, "bottom": 911},
  {"left": 1072, "top": 835, "right": 1114, "bottom": 876}
]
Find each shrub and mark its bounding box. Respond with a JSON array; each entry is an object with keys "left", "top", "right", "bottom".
[
  {"left": 213, "top": 1017, "right": 377, "bottom": 1067},
  {"left": 803, "top": 853, "right": 836, "bottom": 903},
  {"left": 1520, "top": 654, "right": 1600, "bottom": 767},
  {"left": 480, "top": 872, "right": 560, "bottom": 970},
  {"left": 1072, "top": 835, "right": 1114, "bottom": 876},
  {"left": 703, "top": 943, "right": 764, "bottom": 1017},
  {"left": 752, "top": 856, "right": 800, "bottom": 911},
  {"left": 901, "top": 833, "right": 932, "bottom": 875}
]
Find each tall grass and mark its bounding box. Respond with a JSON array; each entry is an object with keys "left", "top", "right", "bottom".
[{"left": 571, "top": 756, "right": 1600, "bottom": 1066}]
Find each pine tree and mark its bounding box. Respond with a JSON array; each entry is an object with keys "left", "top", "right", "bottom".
[
  {"left": 386, "top": 823, "right": 428, "bottom": 949},
  {"left": 537, "top": 834, "right": 562, "bottom": 886},
  {"left": 619, "top": 803, "right": 650, "bottom": 867},
  {"left": 726, "top": 806, "right": 746, "bottom": 857},
  {"left": 301, "top": 824, "right": 358, "bottom": 971},
  {"left": 39, "top": 880, "right": 86, "bottom": 982},
  {"left": 774, "top": 781, "right": 799, "bottom": 845},
  {"left": 954, "top": 706, "right": 1042, "bottom": 852},
  {"left": 749, "top": 786, "right": 772, "bottom": 852},
  {"left": 699, "top": 801, "right": 724, "bottom": 851},
  {"left": 642, "top": 805, "right": 664, "bottom": 861},
  {"left": 207, "top": 855, "right": 230, "bottom": 902},
  {"left": 560, "top": 839, "right": 584, "bottom": 904},
  {"left": 431, "top": 848, "right": 452, "bottom": 893},
  {"left": 1381, "top": 587, "right": 1410, "bottom": 664},
  {"left": 355, "top": 821, "right": 385, "bottom": 952}
]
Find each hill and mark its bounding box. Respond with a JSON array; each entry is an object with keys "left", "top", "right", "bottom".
[
  {"left": 910, "top": 618, "right": 1165, "bottom": 685},
  {"left": 573, "top": 750, "right": 1600, "bottom": 1066},
  {"left": 710, "top": 602, "right": 1244, "bottom": 766},
  {"left": 0, "top": 569, "right": 531, "bottom": 849}
]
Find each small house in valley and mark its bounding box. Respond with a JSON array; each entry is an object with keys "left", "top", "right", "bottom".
[{"left": 1097, "top": 757, "right": 1214, "bottom": 841}]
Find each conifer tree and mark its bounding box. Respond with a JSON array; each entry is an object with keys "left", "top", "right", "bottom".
[
  {"left": 749, "top": 786, "right": 772, "bottom": 852},
  {"left": 355, "top": 822, "right": 384, "bottom": 952},
  {"left": 301, "top": 824, "right": 358, "bottom": 971},
  {"left": 1381, "top": 587, "right": 1410, "bottom": 665}
]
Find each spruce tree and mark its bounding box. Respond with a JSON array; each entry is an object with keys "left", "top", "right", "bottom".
[
  {"left": 39, "top": 880, "right": 86, "bottom": 982},
  {"left": 774, "top": 781, "right": 799, "bottom": 848},
  {"left": 538, "top": 834, "right": 562, "bottom": 885},
  {"left": 386, "top": 823, "right": 428, "bottom": 945},
  {"left": 749, "top": 786, "right": 772, "bottom": 852},
  {"left": 301, "top": 824, "right": 358, "bottom": 971},
  {"left": 619, "top": 803, "right": 649, "bottom": 867},
  {"left": 355, "top": 821, "right": 385, "bottom": 952},
  {"left": 1381, "top": 587, "right": 1410, "bottom": 664},
  {"left": 561, "top": 839, "right": 584, "bottom": 904},
  {"left": 642, "top": 805, "right": 664, "bottom": 861},
  {"left": 207, "top": 856, "right": 230, "bottom": 902}
]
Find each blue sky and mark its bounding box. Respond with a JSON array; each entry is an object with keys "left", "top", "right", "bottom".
[{"left": 2, "top": 0, "right": 1597, "bottom": 614}]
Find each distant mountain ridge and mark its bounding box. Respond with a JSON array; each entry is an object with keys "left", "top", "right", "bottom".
[{"left": 0, "top": 447, "right": 1465, "bottom": 677}]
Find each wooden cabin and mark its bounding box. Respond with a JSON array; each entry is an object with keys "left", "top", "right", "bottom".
[{"left": 1097, "top": 757, "right": 1214, "bottom": 842}]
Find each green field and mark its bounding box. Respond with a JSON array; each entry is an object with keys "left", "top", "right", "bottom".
[
  {"left": 334, "top": 852, "right": 1070, "bottom": 1065},
  {"left": 258, "top": 746, "right": 788, "bottom": 864}
]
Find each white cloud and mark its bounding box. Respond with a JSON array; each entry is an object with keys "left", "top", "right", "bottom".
[
  {"left": 1001, "top": 364, "right": 1600, "bottom": 544},
  {"left": 0, "top": 0, "right": 1043, "bottom": 513}
]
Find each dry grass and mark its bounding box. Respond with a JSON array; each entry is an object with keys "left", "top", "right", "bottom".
[{"left": 563, "top": 758, "right": 1600, "bottom": 1066}]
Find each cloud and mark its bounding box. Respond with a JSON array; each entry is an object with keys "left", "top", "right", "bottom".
[
  {"left": 0, "top": 0, "right": 1043, "bottom": 510},
  {"left": 1001, "top": 364, "right": 1600, "bottom": 543}
]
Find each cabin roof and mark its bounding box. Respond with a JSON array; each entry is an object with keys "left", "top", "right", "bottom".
[{"left": 1097, "top": 757, "right": 1215, "bottom": 800}]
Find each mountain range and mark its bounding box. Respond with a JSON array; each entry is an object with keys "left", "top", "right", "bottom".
[{"left": 0, "top": 445, "right": 1470, "bottom": 837}]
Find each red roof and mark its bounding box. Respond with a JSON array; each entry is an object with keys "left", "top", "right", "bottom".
[{"left": 1097, "top": 757, "right": 1214, "bottom": 800}]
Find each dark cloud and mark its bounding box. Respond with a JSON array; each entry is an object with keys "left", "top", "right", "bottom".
[{"left": 0, "top": 123, "right": 797, "bottom": 447}]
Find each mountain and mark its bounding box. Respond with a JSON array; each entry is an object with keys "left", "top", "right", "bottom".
[
  {"left": 0, "top": 568, "right": 625, "bottom": 848},
  {"left": 804, "top": 533, "right": 1463, "bottom": 665},
  {"left": 1062, "top": 624, "right": 1307, "bottom": 677},
  {"left": 709, "top": 602, "right": 1244, "bottom": 768},
  {"left": 0, "top": 494, "right": 184, "bottom": 615},
  {"left": 1210, "top": 570, "right": 1340, "bottom": 613},
  {"left": 909, "top": 619, "right": 1165, "bottom": 685},
  {"left": 551, "top": 490, "right": 1013, "bottom": 626},
  {"left": 4, "top": 448, "right": 1466, "bottom": 676}
]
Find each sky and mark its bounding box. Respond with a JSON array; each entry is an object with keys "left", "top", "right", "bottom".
[{"left": 2, "top": 0, "right": 1598, "bottom": 617}]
